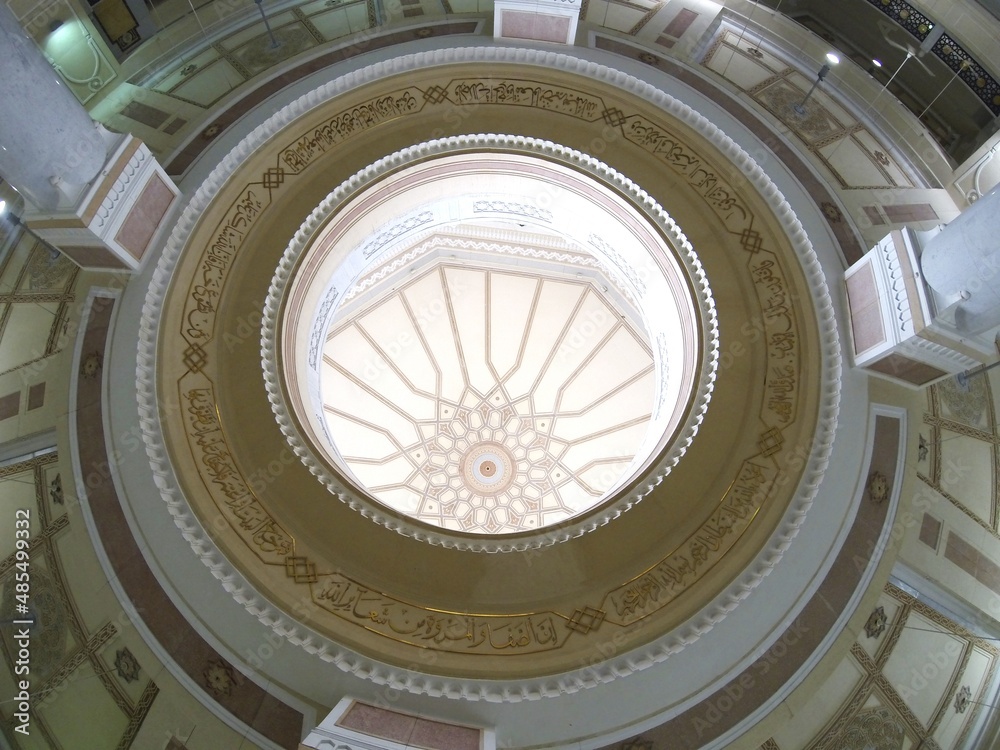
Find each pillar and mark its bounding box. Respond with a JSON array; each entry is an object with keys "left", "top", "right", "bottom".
[
  {"left": 0, "top": 2, "right": 107, "bottom": 209},
  {"left": 0, "top": 2, "right": 179, "bottom": 272},
  {"left": 921, "top": 186, "right": 1000, "bottom": 335}
]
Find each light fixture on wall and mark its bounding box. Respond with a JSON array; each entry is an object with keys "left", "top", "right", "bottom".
[
  {"left": 253, "top": 0, "right": 282, "bottom": 49},
  {"left": 793, "top": 52, "right": 840, "bottom": 115},
  {"left": 956, "top": 358, "right": 1000, "bottom": 390}
]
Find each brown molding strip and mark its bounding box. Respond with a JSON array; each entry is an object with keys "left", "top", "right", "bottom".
[
  {"left": 167, "top": 27, "right": 863, "bottom": 267},
  {"left": 74, "top": 294, "right": 303, "bottom": 749}
]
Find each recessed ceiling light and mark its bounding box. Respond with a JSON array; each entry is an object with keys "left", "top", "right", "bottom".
[{"left": 872, "top": 59, "right": 883, "bottom": 68}]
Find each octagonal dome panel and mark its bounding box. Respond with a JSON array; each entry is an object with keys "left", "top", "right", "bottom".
[{"left": 322, "top": 256, "right": 656, "bottom": 534}]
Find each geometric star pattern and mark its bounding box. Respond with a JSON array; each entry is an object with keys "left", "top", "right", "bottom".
[{"left": 322, "top": 259, "right": 658, "bottom": 534}]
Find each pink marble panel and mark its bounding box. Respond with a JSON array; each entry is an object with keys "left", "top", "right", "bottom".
[
  {"left": 662, "top": 8, "right": 697, "bottom": 38},
  {"left": 27, "top": 382, "right": 45, "bottom": 411},
  {"left": 919, "top": 513, "right": 941, "bottom": 550},
  {"left": 862, "top": 205, "right": 886, "bottom": 226},
  {"left": 946, "top": 531, "right": 1000, "bottom": 593},
  {"left": 868, "top": 353, "right": 945, "bottom": 385},
  {"left": 120, "top": 100, "right": 170, "bottom": 129},
  {"left": 411, "top": 718, "right": 481, "bottom": 750},
  {"left": 338, "top": 702, "right": 416, "bottom": 743},
  {"left": 116, "top": 173, "right": 175, "bottom": 260},
  {"left": 500, "top": 11, "right": 571, "bottom": 43},
  {"left": 59, "top": 245, "right": 129, "bottom": 269},
  {"left": 882, "top": 203, "right": 939, "bottom": 223},
  {"left": 0, "top": 392, "right": 19, "bottom": 420},
  {"left": 163, "top": 117, "right": 187, "bottom": 135},
  {"left": 845, "top": 262, "right": 885, "bottom": 354}
]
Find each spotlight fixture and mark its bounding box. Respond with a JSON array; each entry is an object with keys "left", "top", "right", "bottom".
[{"left": 794, "top": 53, "right": 840, "bottom": 115}]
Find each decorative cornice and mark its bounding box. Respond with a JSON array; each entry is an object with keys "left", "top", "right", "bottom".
[
  {"left": 342, "top": 230, "right": 640, "bottom": 310},
  {"left": 875, "top": 235, "right": 914, "bottom": 336},
  {"left": 136, "top": 46, "right": 842, "bottom": 701},
  {"left": 94, "top": 144, "right": 148, "bottom": 229}
]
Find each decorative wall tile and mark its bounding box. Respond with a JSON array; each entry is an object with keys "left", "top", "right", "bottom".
[
  {"left": 0, "top": 391, "right": 19, "bottom": 420},
  {"left": 27, "top": 382, "right": 45, "bottom": 410},
  {"left": 919, "top": 513, "right": 941, "bottom": 550}
]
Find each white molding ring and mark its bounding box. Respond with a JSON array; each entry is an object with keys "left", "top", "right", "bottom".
[
  {"left": 136, "top": 46, "right": 842, "bottom": 702},
  {"left": 261, "top": 133, "right": 719, "bottom": 553}
]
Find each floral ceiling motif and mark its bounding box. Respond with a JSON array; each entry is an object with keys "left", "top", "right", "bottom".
[{"left": 322, "top": 264, "right": 655, "bottom": 534}]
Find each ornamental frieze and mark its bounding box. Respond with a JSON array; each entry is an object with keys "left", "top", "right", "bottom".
[
  {"left": 314, "top": 573, "right": 566, "bottom": 654},
  {"left": 181, "top": 380, "right": 293, "bottom": 563}
]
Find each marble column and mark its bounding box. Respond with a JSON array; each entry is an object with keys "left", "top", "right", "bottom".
[
  {"left": 0, "top": 2, "right": 107, "bottom": 209},
  {"left": 921, "top": 187, "right": 1000, "bottom": 335},
  {"left": 0, "top": 3, "right": 178, "bottom": 271}
]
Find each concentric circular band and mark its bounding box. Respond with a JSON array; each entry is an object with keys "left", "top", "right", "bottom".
[{"left": 264, "top": 135, "right": 719, "bottom": 552}]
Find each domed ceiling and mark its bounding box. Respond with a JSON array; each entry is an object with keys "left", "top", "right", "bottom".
[
  {"left": 136, "top": 46, "right": 843, "bottom": 744},
  {"left": 322, "top": 257, "right": 657, "bottom": 535},
  {"left": 264, "top": 143, "right": 713, "bottom": 548}
]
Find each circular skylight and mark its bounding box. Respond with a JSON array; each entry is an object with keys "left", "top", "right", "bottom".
[{"left": 266, "top": 135, "right": 716, "bottom": 550}]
